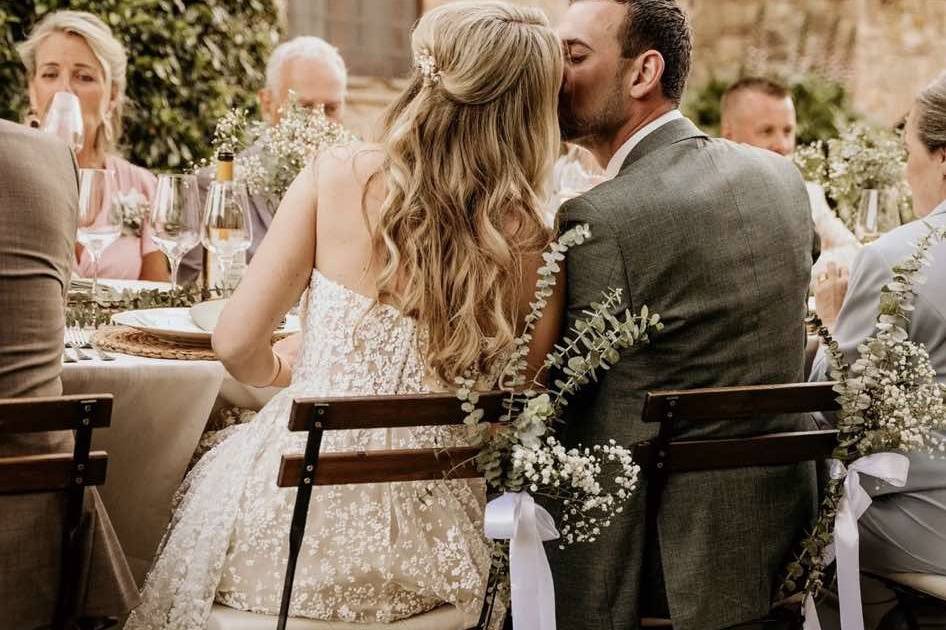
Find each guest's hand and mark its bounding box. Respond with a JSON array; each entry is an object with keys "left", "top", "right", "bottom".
[{"left": 814, "top": 262, "right": 849, "bottom": 329}]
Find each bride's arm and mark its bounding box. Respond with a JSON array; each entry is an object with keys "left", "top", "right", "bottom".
[{"left": 213, "top": 161, "right": 320, "bottom": 387}]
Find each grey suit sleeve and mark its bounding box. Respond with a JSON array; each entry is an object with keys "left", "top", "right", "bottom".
[
  {"left": 560, "top": 195, "right": 630, "bottom": 323},
  {"left": 810, "top": 244, "right": 890, "bottom": 381}
]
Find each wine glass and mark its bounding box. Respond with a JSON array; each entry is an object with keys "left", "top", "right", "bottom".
[
  {"left": 151, "top": 174, "right": 201, "bottom": 291},
  {"left": 77, "top": 169, "right": 122, "bottom": 302},
  {"left": 855, "top": 188, "right": 902, "bottom": 244},
  {"left": 200, "top": 179, "right": 251, "bottom": 296},
  {"left": 41, "top": 91, "right": 84, "bottom": 152}
]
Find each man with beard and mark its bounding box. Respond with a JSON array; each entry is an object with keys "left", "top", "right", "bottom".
[{"left": 551, "top": 1, "right": 818, "bottom": 629}]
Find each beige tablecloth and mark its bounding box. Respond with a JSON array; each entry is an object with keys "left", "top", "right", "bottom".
[{"left": 61, "top": 354, "right": 279, "bottom": 583}]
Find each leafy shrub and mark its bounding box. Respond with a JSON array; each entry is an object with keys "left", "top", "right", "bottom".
[{"left": 0, "top": 0, "right": 279, "bottom": 170}]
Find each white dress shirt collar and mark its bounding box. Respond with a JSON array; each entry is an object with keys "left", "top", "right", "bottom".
[{"left": 604, "top": 109, "right": 683, "bottom": 179}]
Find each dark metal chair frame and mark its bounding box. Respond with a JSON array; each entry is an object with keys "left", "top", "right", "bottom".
[{"left": 0, "top": 393, "right": 112, "bottom": 630}]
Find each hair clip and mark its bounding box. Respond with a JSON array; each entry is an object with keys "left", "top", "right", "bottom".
[{"left": 415, "top": 48, "right": 442, "bottom": 86}]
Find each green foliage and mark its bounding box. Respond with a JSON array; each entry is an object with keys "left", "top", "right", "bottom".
[
  {"left": 0, "top": 0, "right": 280, "bottom": 170},
  {"left": 682, "top": 76, "right": 728, "bottom": 138},
  {"left": 67, "top": 282, "right": 223, "bottom": 328},
  {"left": 683, "top": 72, "right": 858, "bottom": 145},
  {"left": 792, "top": 74, "right": 857, "bottom": 147}
]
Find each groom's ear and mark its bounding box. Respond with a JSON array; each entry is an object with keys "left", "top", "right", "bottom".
[{"left": 628, "top": 50, "right": 666, "bottom": 101}]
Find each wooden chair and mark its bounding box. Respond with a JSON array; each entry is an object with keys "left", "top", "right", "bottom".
[
  {"left": 633, "top": 382, "right": 841, "bottom": 629},
  {"left": 0, "top": 393, "right": 112, "bottom": 630},
  {"left": 207, "top": 391, "right": 508, "bottom": 630}
]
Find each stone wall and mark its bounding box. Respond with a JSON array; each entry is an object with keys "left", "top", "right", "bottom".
[
  {"left": 334, "top": 0, "right": 946, "bottom": 134},
  {"left": 685, "top": 0, "right": 946, "bottom": 125}
]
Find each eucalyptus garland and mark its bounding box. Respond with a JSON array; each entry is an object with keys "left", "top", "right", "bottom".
[
  {"left": 66, "top": 284, "right": 224, "bottom": 329},
  {"left": 457, "top": 224, "right": 664, "bottom": 603},
  {"left": 779, "top": 223, "right": 946, "bottom": 603}
]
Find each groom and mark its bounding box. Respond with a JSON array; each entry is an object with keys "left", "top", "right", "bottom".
[{"left": 552, "top": 1, "right": 817, "bottom": 629}]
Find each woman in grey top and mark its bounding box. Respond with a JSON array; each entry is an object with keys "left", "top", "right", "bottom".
[{"left": 812, "top": 72, "right": 946, "bottom": 575}]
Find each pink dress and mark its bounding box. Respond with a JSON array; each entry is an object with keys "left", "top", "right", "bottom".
[{"left": 75, "top": 155, "right": 160, "bottom": 280}]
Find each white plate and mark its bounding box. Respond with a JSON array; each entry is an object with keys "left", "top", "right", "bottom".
[{"left": 112, "top": 307, "right": 300, "bottom": 347}]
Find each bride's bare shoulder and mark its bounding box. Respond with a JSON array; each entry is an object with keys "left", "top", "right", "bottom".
[{"left": 316, "top": 141, "right": 385, "bottom": 186}]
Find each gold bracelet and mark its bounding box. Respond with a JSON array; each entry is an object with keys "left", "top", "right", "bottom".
[{"left": 265, "top": 351, "right": 283, "bottom": 387}]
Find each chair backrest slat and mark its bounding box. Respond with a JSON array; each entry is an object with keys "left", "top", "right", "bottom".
[
  {"left": 288, "top": 391, "right": 507, "bottom": 431},
  {"left": 278, "top": 446, "right": 481, "bottom": 487},
  {"left": 641, "top": 382, "right": 839, "bottom": 423},
  {"left": 0, "top": 394, "right": 112, "bottom": 434},
  {"left": 0, "top": 452, "right": 108, "bottom": 494},
  {"left": 634, "top": 430, "right": 837, "bottom": 473}
]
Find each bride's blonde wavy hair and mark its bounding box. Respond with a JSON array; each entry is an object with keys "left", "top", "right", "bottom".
[{"left": 372, "top": 1, "right": 562, "bottom": 384}]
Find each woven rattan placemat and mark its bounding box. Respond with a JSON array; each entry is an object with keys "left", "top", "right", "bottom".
[{"left": 93, "top": 327, "right": 217, "bottom": 361}]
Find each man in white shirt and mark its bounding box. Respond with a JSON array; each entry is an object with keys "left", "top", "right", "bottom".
[
  {"left": 720, "top": 77, "right": 797, "bottom": 157},
  {"left": 551, "top": 2, "right": 818, "bottom": 629},
  {"left": 720, "top": 77, "right": 858, "bottom": 316}
]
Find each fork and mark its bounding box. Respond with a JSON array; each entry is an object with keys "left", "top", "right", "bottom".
[
  {"left": 64, "top": 327, "right": 92, "bottom": 360},
  {"left": 72, "top": 326, "right": 115, "bottom": 361}
]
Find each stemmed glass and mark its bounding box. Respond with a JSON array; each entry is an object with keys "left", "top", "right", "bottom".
[
  {"left": 151, "top": 174, "right": 201, "bottom": 291},
  {"left": 200, "top": 179, "right": 251, "bottom": 296},
  {"left": 855, "top": 189, "right": 880, "bottom": 244},
  {"left": 855, "top": 188, "right": 902, "bottom": 244},
  {"left": 77, "top": 169, "right": 122, "bottom": 302},
  {"left": 41, "top": 91, "right": 84, "bottom": 152}
]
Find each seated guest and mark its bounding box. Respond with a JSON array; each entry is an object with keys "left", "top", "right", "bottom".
[
  {"left": 721, "top": 77, "right": 859, "bottom": 281},
  {"left": 0, "top": 119, "right": 138, "bottom": 628},
  {"left": 812, "top": 73, "right": 946, "bottom": 577},
  {"left": 17, "top": 10, "right": 169, "bottom": 282},
  {"left": 179, "top": 36, "right": 348, "bottom": 284}
]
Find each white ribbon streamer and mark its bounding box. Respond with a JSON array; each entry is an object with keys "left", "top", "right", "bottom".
[
  {"left": 484, "top": 491, "right": 560, "bottom": 630},
  {"left": 803, "top": 453, "right": 910, "bottom": 630}
]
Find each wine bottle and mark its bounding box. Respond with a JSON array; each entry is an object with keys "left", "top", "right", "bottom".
[{"left": 201, "top": 150, "right": 252, "bottom": 295}]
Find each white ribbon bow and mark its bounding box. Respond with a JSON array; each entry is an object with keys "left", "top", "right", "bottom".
[
  {"left": 484, "top": 491, "right": 560, "bottom": 630},
  {"left": 803, "top": 452, "right": 910, "bottom": 630}
]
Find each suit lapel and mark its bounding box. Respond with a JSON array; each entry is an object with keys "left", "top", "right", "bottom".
[{"left": 618, "top": 117, "right": 708, "bottom": 175}]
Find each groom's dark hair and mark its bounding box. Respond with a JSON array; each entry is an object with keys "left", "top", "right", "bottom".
[{"left": 613, "top": 0, "right": 692, "bottom": 104}]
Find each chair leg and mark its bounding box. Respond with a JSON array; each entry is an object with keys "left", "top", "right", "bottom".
[
  {"left": 277, "top": 427, "right": 324, "bottom": 630},
  {"left": 53, "top": 485, "right": 87, "bottom": 630},
  {"left": 54, "top": 421, "right": 94, "bottom": 630},
  {"left": 476, "top": 551, "right": 505, "bottom": 630}
]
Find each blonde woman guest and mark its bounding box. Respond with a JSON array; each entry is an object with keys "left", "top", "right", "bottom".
[
  {"left": 18, "top": 11, "right": 169, "bottom": 282},
  {"left": 813, "top": 73, "right": 946, "bottom": 577},
  {"left": 126, "top": 2, "right": 564, "bottom": 628}
]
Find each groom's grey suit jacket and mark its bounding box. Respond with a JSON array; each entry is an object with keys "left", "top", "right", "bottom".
[{"left": 552, "top": 117, "right": 817, "bottom": 630}]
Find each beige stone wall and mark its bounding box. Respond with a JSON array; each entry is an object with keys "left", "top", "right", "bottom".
[
  {"left": 341, "top": 0, "right": 569, "bottom": 137},
  {"left": 685, "top": 0, "right": 946, "bottom": 125},
  {"left": 340, "top": 0, "right": 946, "bottom": 134}
]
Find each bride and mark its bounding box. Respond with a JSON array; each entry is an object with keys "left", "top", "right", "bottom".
[{"left": 125, "top": 2, "right": 565, "bottom": 628}]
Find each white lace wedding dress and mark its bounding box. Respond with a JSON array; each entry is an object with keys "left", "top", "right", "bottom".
[{"left": 125, "top": 270, "right": 493, "bottom": 629}]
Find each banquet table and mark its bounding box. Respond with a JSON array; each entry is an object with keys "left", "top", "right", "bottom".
[{"left": 61, "top": 347, "right": 279, "bottom": 583}]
